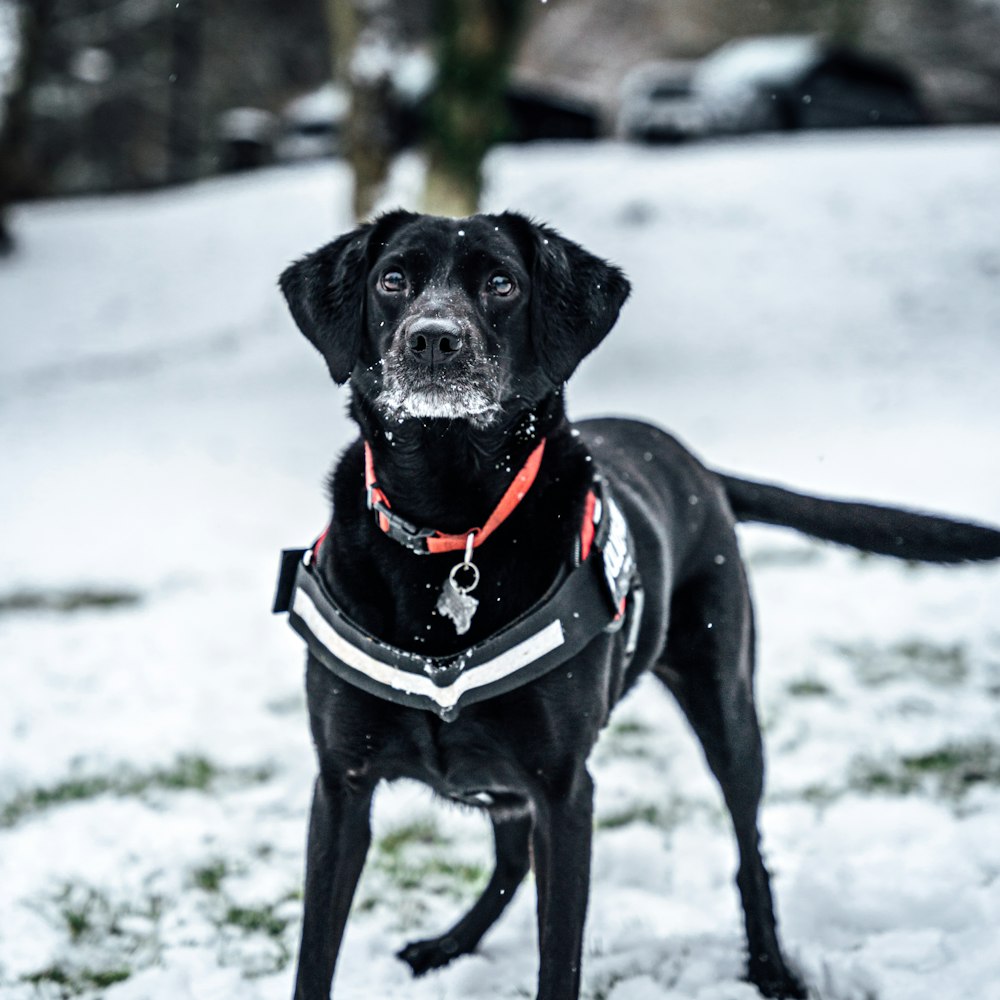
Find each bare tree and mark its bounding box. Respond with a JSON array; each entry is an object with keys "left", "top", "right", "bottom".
[
  {"left": 328, "top": 0, "right": 526, "bottom": 220},
  {"left": 329, "top": 0, "right": 417, "bottom": 221},
  {"left": 167, "top": 0, "right": 204, "bottom": 185},
  {"left": 424, "top": 0, "right": 526, "bottom": 216},
  {"left": 0, "top": 0, "right": 52, "bottom": 253}
]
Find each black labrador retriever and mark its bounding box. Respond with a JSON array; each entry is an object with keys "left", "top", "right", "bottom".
[{"left": 275, "top": 210, "right": 1000, "bottom": 1000}]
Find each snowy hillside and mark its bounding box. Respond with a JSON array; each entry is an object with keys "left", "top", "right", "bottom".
[{"left": 1, "top": 129, "right": 999, "bottom": 1000}]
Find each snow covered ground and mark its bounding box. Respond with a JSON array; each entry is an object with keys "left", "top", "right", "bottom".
[{"left": 1, "top": 128, "right": 999, "bottom": 1000}]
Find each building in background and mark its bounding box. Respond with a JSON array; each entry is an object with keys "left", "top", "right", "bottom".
[{"left": 1, "top": 0, "right": 998, "bottom": 203}]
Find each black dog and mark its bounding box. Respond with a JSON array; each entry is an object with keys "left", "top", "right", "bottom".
[{"left": 276, "top": 210, "right": 1000, "bottom": 1000}]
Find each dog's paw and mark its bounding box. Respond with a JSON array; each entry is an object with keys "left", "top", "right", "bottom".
[
  {"left": 396, "top": 934, "right": 463, "bottom": 976},
  {"left": 747, "top": 955, "right": 808, "bottom": 999}
]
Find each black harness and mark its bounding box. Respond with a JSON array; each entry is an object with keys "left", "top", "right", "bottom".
[{"left": 273, "top": 477, "right": 642, "bottom": 722}]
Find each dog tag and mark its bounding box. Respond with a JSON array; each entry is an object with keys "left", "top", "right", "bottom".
[{"left": 436, "top": 559, "right": 480, "bottom": 636}]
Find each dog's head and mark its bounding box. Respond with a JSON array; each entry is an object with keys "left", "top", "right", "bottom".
[{"left": 279, "top": 211, "right": 630, "bottom": 426}]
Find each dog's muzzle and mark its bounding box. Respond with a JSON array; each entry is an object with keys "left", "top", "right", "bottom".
[{"left": 376, "top": 322, "right": 503, "bottom": 425}]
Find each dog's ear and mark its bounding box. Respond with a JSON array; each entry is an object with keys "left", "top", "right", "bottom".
[
  {"left": 279, "top": 211, "right": 416, "bottom": 384},
  {"left": 503, "top": 214, "right": 631, "bottom": 385},
  {"left": 279, "top": 228, "right": 371, "bottom": 384}
]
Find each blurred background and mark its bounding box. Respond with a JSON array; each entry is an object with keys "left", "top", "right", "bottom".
[
  {"left": 2, "top": 0, "right": 1000, "bottom": 237},
  {"left": 1, "top": 3, "right": 999, "bottom": 1000}
]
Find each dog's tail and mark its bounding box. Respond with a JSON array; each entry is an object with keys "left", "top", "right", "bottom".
[{"left": 718, "top": 474, "right": 1000, "bottom": 564}]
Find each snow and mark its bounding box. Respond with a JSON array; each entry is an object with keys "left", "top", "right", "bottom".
[
  {"left": 1, "top": 129, "right": 999, "bottom": 1000},
  {"left": 695, "top": 36, "right": 823, "bottom": 96},
  {"left": 282, "top": 82, "right": 349, "bottom": 128},
  {"left": 217, "top": 107, "right": 278, "bottom": 143},
  {"left": 349, "top": 36, "right": 434, "bottom": 100}
]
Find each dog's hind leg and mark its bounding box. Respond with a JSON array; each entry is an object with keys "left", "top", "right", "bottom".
[
  {"left": 292, "top": 772, "right": 374, "bottom": 1000},
  {"left": 397, "top": 812, "right": 532, "bottom": 975},
  {"left": 654, "top": 559, "right": 805, "bottom": 1000}
]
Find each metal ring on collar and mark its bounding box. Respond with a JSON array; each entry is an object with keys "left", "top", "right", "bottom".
[{"left": 449, "top": 561, "right": 480, "bottom": 594}]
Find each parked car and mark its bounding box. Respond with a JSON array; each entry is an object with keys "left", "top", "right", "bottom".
[
  {"left": 276, "top": 82, "right": 350, "bottom": 162},
  {"left": 619, "top": 35, "right": 927, "bottom": 143},
  {"left": 217, "top": 107, "right": 279, "bottom": 172},
  {"left": 505, "top": 81, "right": 600, "bottom": 142},
  {"left": 274, "top": 73, "right": 601, "bottom": 168}
]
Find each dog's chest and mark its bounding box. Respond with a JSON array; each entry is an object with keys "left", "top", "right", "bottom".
[
  {"left": 368, "top": 542, "right": 568, "bottom": 654},
  {"left": 421, "top": 717, "right": 537, "bottom": 815}
]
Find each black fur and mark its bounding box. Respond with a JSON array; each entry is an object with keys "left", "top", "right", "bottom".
[{"left": 278, "top": 211, "right": 1000, "bottom": 1000}]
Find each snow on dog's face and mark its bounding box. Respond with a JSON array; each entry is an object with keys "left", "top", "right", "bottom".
[{"left": 279, "top": 211, "right": 630, "bottom": 427}]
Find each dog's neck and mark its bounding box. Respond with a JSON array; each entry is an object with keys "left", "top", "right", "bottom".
[{"left": 348, "top": 390, "right": 567, "bottom": 535}]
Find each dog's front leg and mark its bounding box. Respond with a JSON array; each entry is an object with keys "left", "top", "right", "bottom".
[
  {"left": 292, "top": 773, "right": 373, "bottom": 1000},
  {"left": 532, "top": 767, "right": 594, "bottom": 1000}
]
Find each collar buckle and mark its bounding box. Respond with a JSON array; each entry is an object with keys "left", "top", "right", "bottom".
[{"left": 367, "top": 488, "right": 437, "bottom": 554}]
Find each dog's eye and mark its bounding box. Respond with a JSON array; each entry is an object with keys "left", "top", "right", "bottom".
[
  {"left": 380, "top": 270, "right": 406, "bottom": 292},
  {"left": 489, "top": 273, "right": 514, "bottom": 296}
]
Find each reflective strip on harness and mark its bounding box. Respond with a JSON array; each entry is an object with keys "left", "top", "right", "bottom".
[{"left": 293, "top": 586, "right": 565, "bottom": 712}]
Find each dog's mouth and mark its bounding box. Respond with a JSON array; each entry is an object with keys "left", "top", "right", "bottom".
[{"left": 375, "top": 344, "right": 505, "bottom": 426}]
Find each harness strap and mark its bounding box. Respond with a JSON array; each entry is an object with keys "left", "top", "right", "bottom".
[
  {"left": 288, "top": 549, "right": 613, "bottom": 721},
  {"left": 274, "top": 477, "right": 640, "bottom": 722},
  {"left": 364, "top": 439, "right": 547, "bottom": 555}
]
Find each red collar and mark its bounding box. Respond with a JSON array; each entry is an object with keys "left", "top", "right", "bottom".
[{"left": 364, "top": 439, "right": 547, "bottom": 555}]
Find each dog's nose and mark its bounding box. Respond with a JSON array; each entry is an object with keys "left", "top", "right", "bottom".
[{"left": 406, "top": 319, "right": 464, "bottom": 367}]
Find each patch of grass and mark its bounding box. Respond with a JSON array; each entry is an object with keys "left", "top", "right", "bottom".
[
  {"left": 152, "top": 754, "right": 217, "bottom": 791},
  {"left": 767, "top": 782, "right": 839, "bottom": 808},
  {"left": 587, "top": 972, "right": 636, "bottom": 1000},
  {"left": 383, "top": 856, "right": 489, "bottom": 893},
  {"left": 830, "top": 637, "right": 969, "bottom": 687},
  {"left": 799, "top": 783, "right": 839, "bottom": 805},
  {"left": 63, "top": 897, "right": 94, "bottom": 943},
  {"left": 595, "top": 794, "right": 706, "bottom": 832},
  {"left": 0, "top": 586, "right": 142, "bottom": 616},
  {"left": 192, "top": 859, "right": 229, "bottom": 893},
  {"left": 223, "top": 903, "right": 289, "bottom": 938},
  {"left": 365, "top": 818, "right": 488, "bottom": 905},
  {"left": 0, "top": 755, "right": 276, "bottom": 828},
  {"left": 217, "top": 894, "right": 298, "bottom": 976},
  {"left": 2, "top": 774, "right": 115, "bottom": 827},
  {"left": 54, "top": 884, "right": 114, "bottom": 946},
  {"left": 87, "top": 967, "right": 131, "bottom": 989},
  {"left": 850, "top": 741, "right": 1000, "bottom": 799},
  {"left": 24, "top": 882, "right": 162, "bottom": 996},
  {"left": 50, "top": 882, "right": 163, "bottom": 945},
  {"left": 377, "top": 818, "right": 447, "bottom": 856},
  {"left": 608, "top": 719, "right": 653, "bottom": 738},
  {"left": 22, "top": 963, "right": 131, "bottom": 996},
  {"left": 786, "top": 677, "right": 833, "bottom": 698},
  {"left": 598, "top": 718, "right": 656, "bottom": 761},
  {"left": 596, "top": 803, "right": 663, "bottom": 830}
]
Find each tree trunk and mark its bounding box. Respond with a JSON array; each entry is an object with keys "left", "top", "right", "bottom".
[
  {"left": 831, "top": 0, "right": 869, "bottom": 43},
  {"left": 0, "top": 0, "right": 52, "bottom": 253},
  {"left": 167, "top": 0, "right": 204, "bottom": 185},
  {"left": 423, "top": 0, "right": 527, "bottom": 217},
  {"left": 328, "top": 0, "right": 407, "bottom": 222}
]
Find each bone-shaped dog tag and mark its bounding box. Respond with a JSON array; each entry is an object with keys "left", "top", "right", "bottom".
[{"left": 436, "top": 559, "right": 480, "bottom": 636}]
